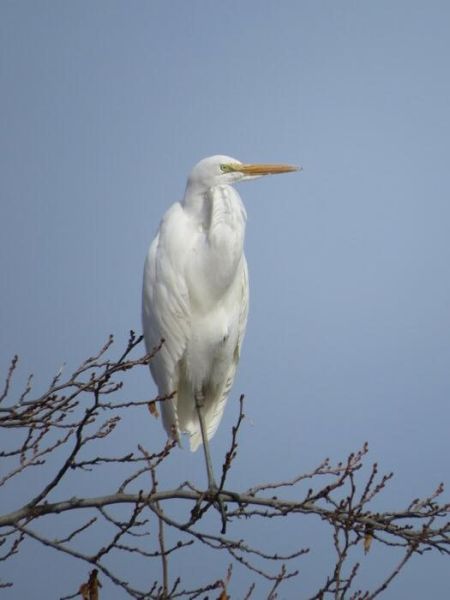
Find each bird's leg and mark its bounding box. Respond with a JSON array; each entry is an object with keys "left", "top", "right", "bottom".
[
  {"left": 194, "top": 390, "right": 217, "bottom": 491},
  {"left": 195, "top": 391, "right": 227, "bottom": 532}
]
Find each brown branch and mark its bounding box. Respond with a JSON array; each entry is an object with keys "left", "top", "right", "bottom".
[
  {"left": 0, "top": 355, "right": 18, "bottom": 405},
  {"left": 1, "top": 335, "right": 449, "bottom": 599}
]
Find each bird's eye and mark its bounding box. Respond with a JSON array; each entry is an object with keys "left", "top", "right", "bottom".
[{"left": 220, "top": 163, "right": 234, "bottom": 173}]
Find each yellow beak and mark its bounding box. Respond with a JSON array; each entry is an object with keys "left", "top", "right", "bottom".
[
  {"left": 238, "top": 163, "right": 299, "bottom": 175},
  {"left": 223, "top": 162, "right": 300, "bottom": 176}
]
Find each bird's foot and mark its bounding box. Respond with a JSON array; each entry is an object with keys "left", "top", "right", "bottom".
[{"left": 205, "top": 481, "right": 227, "bottom": 534}]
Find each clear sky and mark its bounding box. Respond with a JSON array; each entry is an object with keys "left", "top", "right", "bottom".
[{"left": 2, "top": 1, "right": 450, "bottom": 597}]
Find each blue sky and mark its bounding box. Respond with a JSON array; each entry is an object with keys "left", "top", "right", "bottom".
[{"left": 2, "top": 2, "right": 450, "bottom": 597}]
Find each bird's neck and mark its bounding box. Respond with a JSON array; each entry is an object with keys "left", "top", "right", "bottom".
[
  {"left": 182, "top": 183, "right": 247, "bottom": 229},
  {"left": 182, "top": 183, "right": 210, "bottom": 223},
  {"left": 181, "top": 183, "right": 247, "bottom": 303}
]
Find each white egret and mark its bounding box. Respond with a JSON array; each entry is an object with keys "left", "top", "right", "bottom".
[{"left": 142, "top": 155, "right": 298, "bottom": 489}]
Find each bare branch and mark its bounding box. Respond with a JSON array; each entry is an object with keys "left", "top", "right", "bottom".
[{"left": 1, "top": 336, "right": 449, "bottom": 599}]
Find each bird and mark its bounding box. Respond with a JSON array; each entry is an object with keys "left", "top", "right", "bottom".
[{"left": 142, "top": 155, "right": 298, "bottom": 489}]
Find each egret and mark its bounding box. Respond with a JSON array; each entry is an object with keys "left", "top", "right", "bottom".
[{"left": 142, "top": 155, "right": 298, "bottom": 490}]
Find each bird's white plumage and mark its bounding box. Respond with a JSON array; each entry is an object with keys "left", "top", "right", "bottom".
[
  {"left": 142, "top": 156, "right": 249, "bottom": 450},
  {"left": 142, "top": 155, "right": 296, "bottom": 452}
]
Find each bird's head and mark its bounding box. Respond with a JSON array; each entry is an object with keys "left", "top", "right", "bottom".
[{"left": 186, "top": 155, "right": 298, "bottom": 192}]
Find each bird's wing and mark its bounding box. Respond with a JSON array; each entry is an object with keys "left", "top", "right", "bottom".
[
  {"left": 188, "top": 257, "right": 249, "bottom": 451},
  {"left": 142, "top": 203, "right": 191, "bottom": 440}
]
